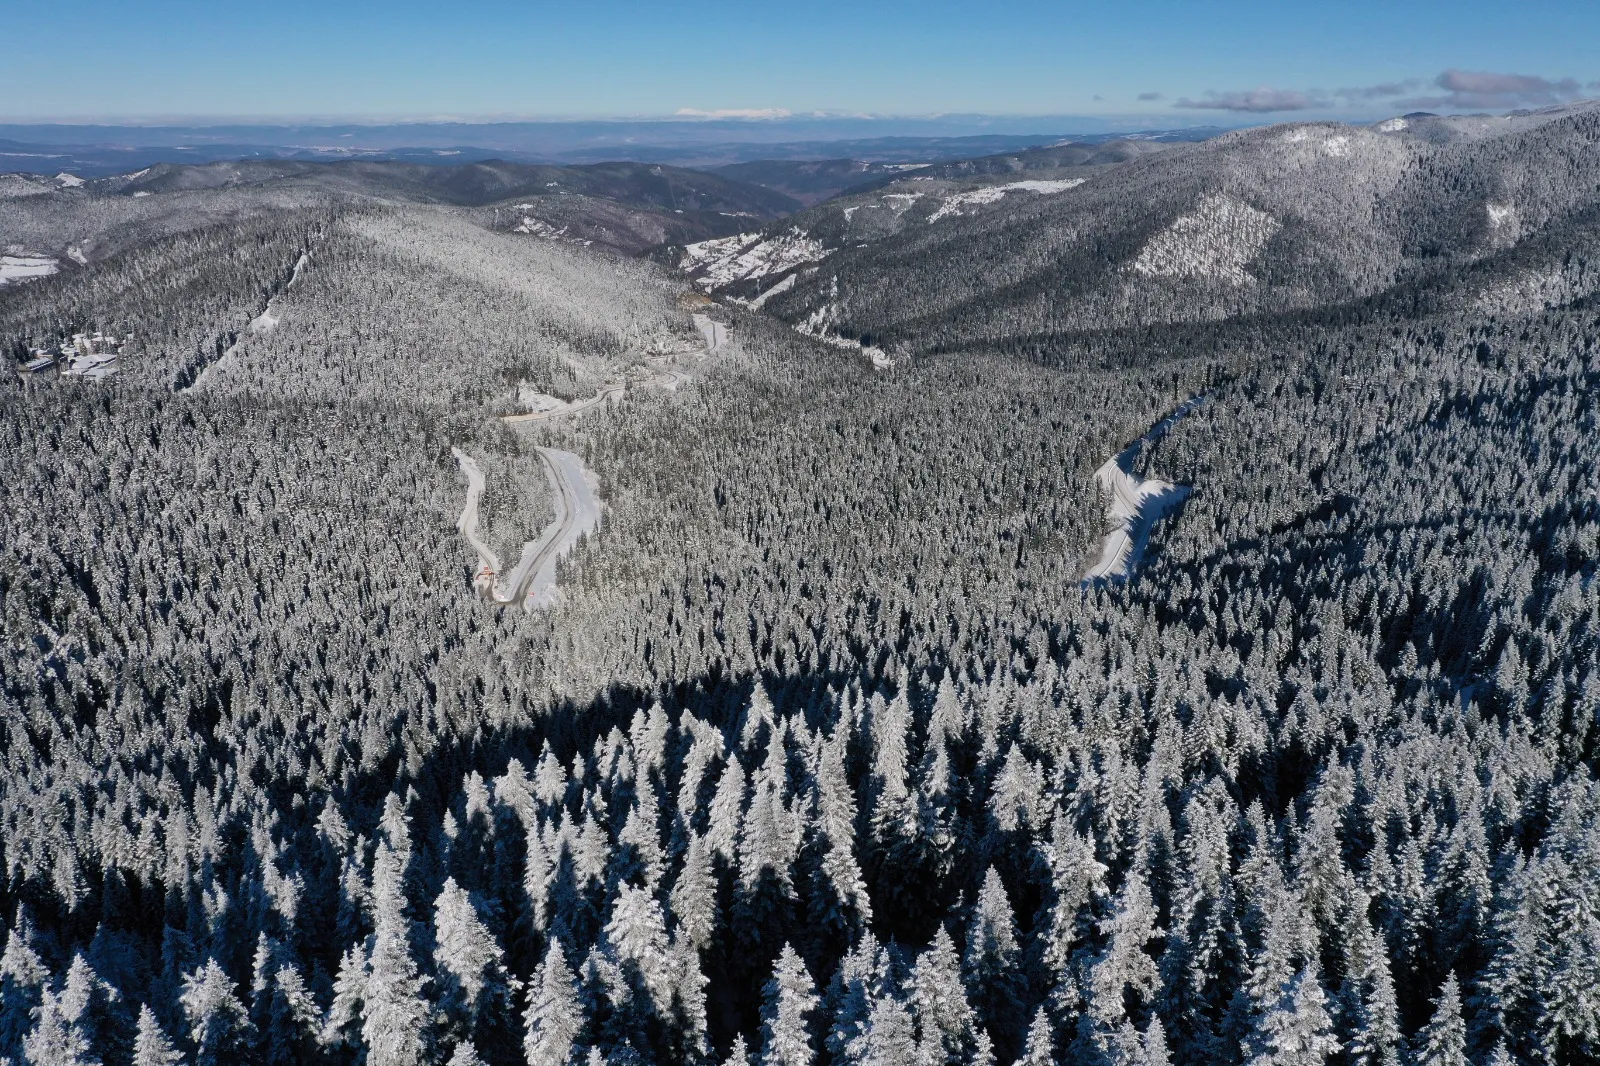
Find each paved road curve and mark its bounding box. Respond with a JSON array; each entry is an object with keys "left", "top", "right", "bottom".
[{"left": 453, "top": 445, "right": 603, "bottom": 610}]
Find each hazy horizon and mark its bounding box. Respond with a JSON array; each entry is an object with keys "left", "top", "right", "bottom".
[{"left": 9, "top": 0, "right": 1597, "bottom": 123}]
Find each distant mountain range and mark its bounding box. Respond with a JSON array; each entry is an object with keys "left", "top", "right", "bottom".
[
  {"left": 0, "top": 158, "right": 803, "bottom": 258},
  {"left": 0, "top": 119, "right": 1229, "bottom": 175}
]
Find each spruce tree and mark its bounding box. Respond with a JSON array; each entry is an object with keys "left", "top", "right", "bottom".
[
  {"left": 524, "top": 939, "right": 584, "bottom": 1066},
  {"left": 1414, "top": 976, "right": 1469, "bottom": 1066},
  {"left": 964, "top": 867, "right": 1026, "bottom": 1059},
  {"left": 909, "top": 927, "right": 975, "bottom": 1065},
  {"left": 131, "top": 1004, "right": 183, "bottom": 1066},
  {"left": 364, "top": 838, "right": 430, "bottom": 1066},
  {"left": 179, "top": 960, "right": 255, "bottom": 1066},
  {"left": 432, "top": 878, "right": 517, "bottom": 1047},
  {"left": 1246, "top": 968, "right": 1338, "bottom": 1066},
  {"left": 758, "top": 944, "right": 818, "bottom": 1066}
]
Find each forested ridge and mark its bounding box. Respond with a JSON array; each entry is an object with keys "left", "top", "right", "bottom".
[{"left": 1, "top": 111, "right": 1598, "bottom": 1066}]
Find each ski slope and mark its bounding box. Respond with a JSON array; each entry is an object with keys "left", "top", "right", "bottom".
[{"left": 1083, "top": 398, "right": 1204, "bottom": 581}]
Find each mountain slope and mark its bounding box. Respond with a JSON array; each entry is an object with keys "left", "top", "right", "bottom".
[{"left": 677, "top": 104, "right": 1600, "bottom": 358}]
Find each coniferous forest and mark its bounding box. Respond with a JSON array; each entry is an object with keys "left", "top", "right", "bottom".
[{"left": 2, "top": 107, "right": 1600, "bottom": 1066}]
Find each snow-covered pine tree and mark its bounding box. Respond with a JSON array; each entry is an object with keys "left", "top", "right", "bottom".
[
  {"left": 363, "top": 833, "right": 430, "bottom": 1066},
  {"left": 0, "top": 917, "right": 49, "bottom": 1062},
  {"left": 1246, "top": 967, "right": 1338, "bottom": 1066},
  {"left": 604, "top": 883, "right": 673, "bottom": 1015},
  {"left": 1016, "top": 1006, "right": 1056, "bottom": 1066},
  {"left": 669, "top": 832, "right": 720, "bottom": 955},
  {"left": 908, "top": 926, "right": 975, "bottom": 1065},
  {"left": 432, "top": 877, "right": 517, "bottom": 1049},
  {"left": 964, "top": 867, "right": 1025, "bottom": 1059},
  {"left": 322, "top": 943, "right": 368, "bottom": 1051}
]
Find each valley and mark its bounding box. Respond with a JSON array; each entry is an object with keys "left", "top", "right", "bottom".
[{"left": 2, "top": 99, "right": 1599, "bottom": 1066}]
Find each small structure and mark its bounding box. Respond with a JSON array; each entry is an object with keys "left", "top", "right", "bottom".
[{"left": 20, "top": 331, "right": 130, "bottom": 381}]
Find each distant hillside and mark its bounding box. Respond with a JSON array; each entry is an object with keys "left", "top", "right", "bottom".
[{"left": 709, "top": 159, "right": 927, "bottom": 206}]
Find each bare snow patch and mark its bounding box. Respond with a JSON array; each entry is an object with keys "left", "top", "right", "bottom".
[
  {"left": 1132, "top": 195, "right": 1280, "bottom": 285},
  {"left": 54, "top": 173, "right": 85, "bottom": 188},
  {"left": 0, "top": 256, "right": 58, "bottom": 288},
  {"left": 881, "top": 193, "right": 925, "bottom": 213},
  {"left": 682, "top": 228, "right": 832, "bottom": 289},
  {"left": 1322, "top": 135, "right": 1351, "bottom": 157},
  {"left": 927, "top": 178, "right": 1087, "bottom": 222},
  {"left": 1486, "top": 203, "right": 1517, "bottom": 229},
  {"left": 1375, "top": 117, "right": 1408, "bottom": 133},
  {"left": 516, "top": 386, "right": 567, "bottom": 413}
]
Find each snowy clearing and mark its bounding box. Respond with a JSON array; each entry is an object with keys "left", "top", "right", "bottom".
[
  {"left": 1132, "top": 195, "right": 1280, "bottom": 285},
  {"left": 513, "top": 216, "right": 593, "bottom": 246},
  {"left": 681, "top": 228, "right": 832, "bottom": 289},
  {"left": 504, "top": 316, "right": 725, "bottom": 424},
  {"left": 501, "top": 384, "right": 624, "bottom": 424},
  {"left": 693, "top": 313, "right": 730, "bottom": 350},
  {"left": 926, "top": 178, "right": 1087, "bottom": 222},
  {"left": 1083, "top": 397, "right": 1204, "bottom": 581},
  {"left": 55, "top": 173, "right": 85, "bottom": 188},
  {"left": 453, "top": 446, "right": 604, "bottom": 611},
  {"left": 0, "top": 256, "right": 59, "bottom": 288}
]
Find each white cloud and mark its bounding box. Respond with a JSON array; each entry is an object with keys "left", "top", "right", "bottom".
[
  {"left": 673, "top": 108, "right": 793, "bottom": 120},
  {"left": 1395, "top": 69, "right": 1585, "bottom": 111},
  {"left": 1171, "top": 70, "right": 1591, "bottom": 116},
  {"left": 1174, "top": 88, "right": 1329, "bottom": 113}
]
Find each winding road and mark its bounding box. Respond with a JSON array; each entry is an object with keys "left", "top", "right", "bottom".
[
  {"left": 500, "top": 383, "right": 627, "bottom": 425},
  {"left": 1083, "top": 397, "right": 1205, "bottom": 581},
  {"left": 454, "top": 445, "right": 604, "bottom": 611},
  {"left": 459, "top": 313, "right": 727, "bottom": 604}
]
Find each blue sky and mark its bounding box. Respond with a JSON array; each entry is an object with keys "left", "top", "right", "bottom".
[{"left": 7, "top": 0, "right": 1598, "bottom": 121}]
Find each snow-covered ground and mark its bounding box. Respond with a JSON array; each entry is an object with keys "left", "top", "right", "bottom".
[
  {"left": 926, "top": 179, "right": 1086, "bottom": 222},
  {"left": 681, "top": 227, "right": 832, "bottom": 289},
  {"left": 1132, "top": 195, "right": 1280, "bottom": 285},
  {"left": 453, "top": 446, "right": 604, "bottom": 611},
  {"left": 0, "top": 256, "right": 58, "bottom": 288},
  {"left": 516, "top": 386, "right": 568, "bottom": 413},
  {"left": 501, "top": 384, "right": 624, "bottom": 424},
  {"left": 1083, "top": 398, "right": 1205, "bottom": 581}
]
